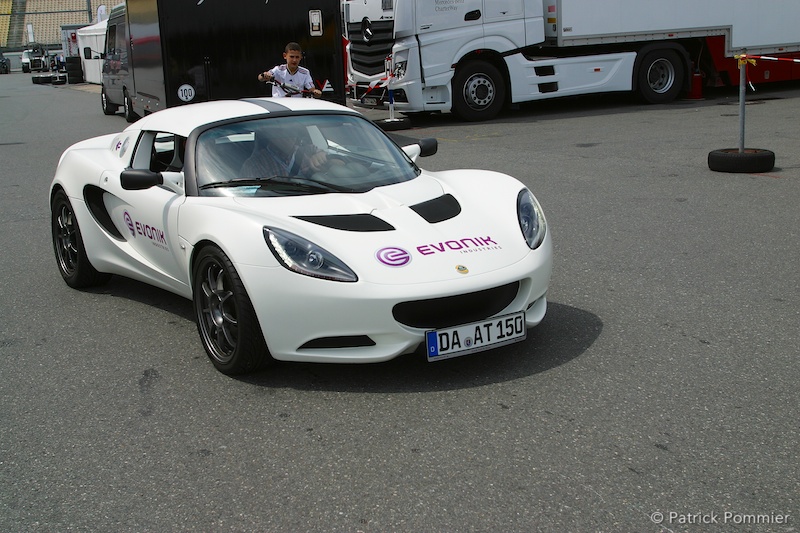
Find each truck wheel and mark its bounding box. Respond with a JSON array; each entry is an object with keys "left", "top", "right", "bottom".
[
  {"left": 123, "top": 90, "right": 138, "bottom": 122},
  {"left": 637, "top": 49, "right": 684, "bottom": 104},
  {"left": 708, "top": 148, "right": 775, "bottom": 173},
  {"left": 452, "top": 60, "right": 506, "bottom": 121},
  {"left": 101, "top": 86, "right": 118, "bottom": 115}
]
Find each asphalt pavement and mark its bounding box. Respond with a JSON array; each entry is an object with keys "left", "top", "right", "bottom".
[{"left": 1, "top": 72, "right": 798, "bottom": 532}]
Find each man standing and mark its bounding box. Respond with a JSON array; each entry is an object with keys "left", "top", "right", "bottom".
[{"left": 257, "top": 42, "right": 322, "bottom": 98}]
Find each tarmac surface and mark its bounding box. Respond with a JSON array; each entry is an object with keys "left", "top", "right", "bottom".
[{"left": 1, "top": 72, "right": 798, "bottom": 532}]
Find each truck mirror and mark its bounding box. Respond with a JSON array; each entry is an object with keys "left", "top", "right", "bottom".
[{"left": 83, "top": 47, "right": 92, "bottom": 60}]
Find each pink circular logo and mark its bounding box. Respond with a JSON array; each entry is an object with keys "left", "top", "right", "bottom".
[
  {"left": 123, "top": 211, "right": 135, "bottom": 236},
  {"left": 376, "top": 247, "right": 411, "bottom": 267}
]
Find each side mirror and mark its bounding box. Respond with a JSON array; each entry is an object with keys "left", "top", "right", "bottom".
[
  {"left": 121, "top": 169, "right": 185, "bottom": 195},
  {"left": 121, "top": 169, "right": 163, "bottom": 190},
  {"left": 402, "top": 137, "right": 438, "bottom": 161},
  {"left": 417, "top": 137, "right": 438, "bottom": 157},
  {"left": 83, "top": 47, "right": 92, "bottom": 60}
]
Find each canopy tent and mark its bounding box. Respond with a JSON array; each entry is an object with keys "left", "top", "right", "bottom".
[{"left": 76, "top": 19, "right": 107, "bottom": 84}]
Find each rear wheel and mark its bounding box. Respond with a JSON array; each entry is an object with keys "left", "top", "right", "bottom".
[
  {"left": 452, "top": 60, "right": 506, "bottom": 121},
  {"left": 123, "top": 89, "right": 138, "bottom": 122},
  {"left": 51, "top": 190, "right": 111, "bottom": 288},
  {"left": 192, "top": 245, "right": 271, "bottom": 375},
  {"left": 637, "top": 49, "right": 684, "bottom": 104}
]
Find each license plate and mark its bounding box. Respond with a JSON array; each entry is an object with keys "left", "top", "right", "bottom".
[
  {"left": 361, "top": 97, "right": 378, "bottom": 106},
  {"left": 426, "top": 312, "right": 526, "bottom": 362}
]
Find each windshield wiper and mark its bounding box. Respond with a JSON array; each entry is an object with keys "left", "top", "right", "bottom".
[{"left": 199, "top": 176, "right": 355, "bottom": 193}]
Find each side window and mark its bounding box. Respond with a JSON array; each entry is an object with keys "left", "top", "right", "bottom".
[
  {"left": 131, "top": 132, "right": 186, "bottom": 172},
  {"left": 105, "top": 24, "right": 117, "bottom": 56},
  {"left": 116, "top": 22, "right": 128, "bottom": 71}
]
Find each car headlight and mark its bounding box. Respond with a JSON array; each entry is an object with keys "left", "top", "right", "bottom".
[
  {"left": 263, "top": 227, "right": 358, "bottom": 282},
  {"left": 517, "top": 189, "right": 547, "bottom": 249}
]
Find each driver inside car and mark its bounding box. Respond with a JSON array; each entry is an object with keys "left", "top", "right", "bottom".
[{"left": 240, "top": 124, "right": 333, "bottom": 178}]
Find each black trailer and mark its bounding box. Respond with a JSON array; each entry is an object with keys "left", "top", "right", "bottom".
[{"left": 97, "top": 0, "right": 345, "bottom": 121}]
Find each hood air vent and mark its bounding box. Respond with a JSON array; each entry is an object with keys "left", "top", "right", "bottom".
[
  {"left": 294, "top": 214, "right": 395, "bottom": 232},
  {"left": 410, "top": 194, "right": 461, "bottom": 223}
]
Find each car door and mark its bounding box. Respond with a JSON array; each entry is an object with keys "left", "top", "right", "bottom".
[{"left": 102, "top": 130, "right": 188, "bottom": 290}]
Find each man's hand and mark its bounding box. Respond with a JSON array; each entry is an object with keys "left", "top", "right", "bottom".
[
  {"left": 257, "top": 71, "right": 273, "bottom": 82},
  {"left": 305, "top": 150, "right": 328, "bottom": 172},
  {"left": 312, "top": 89, "right": 322, "bottom": 98}
]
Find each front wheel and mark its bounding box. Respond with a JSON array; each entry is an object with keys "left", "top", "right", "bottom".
[
  {"left": 192, "top": 245, "right": 271, "bottom": 375},
  {"left": 452, "top": 60, "right": 506, "bottom": 122},
  {"left": 51, "top": 190, "right": 111, "bottom": 288},
  {"left": 637, "top": 49, "right": 685, "bottom": 104},
  {"left": 101, "top": 86, "right": 118, "bottom": 115}
]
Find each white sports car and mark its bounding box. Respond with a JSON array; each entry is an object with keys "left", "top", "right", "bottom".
[{"left": 50, "top": 98, "right": 552, "bottom": 374}]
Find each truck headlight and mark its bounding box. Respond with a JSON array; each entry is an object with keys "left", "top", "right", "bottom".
[{"left": 393, "top": 61, "right": 407, "bottom": 80}]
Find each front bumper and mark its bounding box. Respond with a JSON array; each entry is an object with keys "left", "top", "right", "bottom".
[{"left": 238, "top": 238, "right": 552, "bottom": 363}]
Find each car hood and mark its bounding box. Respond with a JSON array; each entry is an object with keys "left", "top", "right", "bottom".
[{"left": 229, "top": 171, "right": 533, "bottom": 284}]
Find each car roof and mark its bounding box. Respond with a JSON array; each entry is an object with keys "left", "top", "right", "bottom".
[{"left": 126, "top": 97, "right": 362, "bottom": 138}]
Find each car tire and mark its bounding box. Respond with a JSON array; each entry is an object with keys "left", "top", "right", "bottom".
[
  {"left": 452, "top": 60, "right": 506, "bottom": 122},
  {"left": 192, "top": 245, "right": 272, "bottom": 375},
  {"left": 101, "top": 86, "right": 118, "bottom": 115},
  {"left": 51, "top": 190, "right": 112, "bottom": 288},
  {"left": 123, "top": 89, "right": 138, "bottom": 122},
  {"left": 708, "top": 148, "right": 775, "bottom": 173}
]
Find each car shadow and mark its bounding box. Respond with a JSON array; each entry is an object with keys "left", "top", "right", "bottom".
[
  {"left": 90, "top": 278, "right": 602, "bottom": 392},
  {"left": 242, "top": 302, "right": 602, "bottom": 393}
]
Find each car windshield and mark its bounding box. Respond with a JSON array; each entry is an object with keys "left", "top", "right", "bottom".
[{"left": 195, "top": 114, "right": 420, "bottom": 197}]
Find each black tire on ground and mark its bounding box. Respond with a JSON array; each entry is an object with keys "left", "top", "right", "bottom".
[
  {"left": 22, "top": 65, "right": 30, "bottom": 73},
  {"left": 67, "top": 73, "right": 83, "bottom": 84},
  {"left": 708, "top": 148, "right": 775, "bottom": 173},
  {"left": 51, "top": 190, "right": 112, "bottom": 288},
  {"left": 376, "top": 117, "right": 412, "bottom": 131},
  {"left": 65, "top": 56, "right": 81, "bottom": 65},
  {"left": 123, "top": 90, "right": 138, "bottom": 122},
  {"left": 192, "top": 245, "right": 272, "bottom": 375},
  {"left": 101, "top": 86, "right": 119, "bottom": 115},
  {"left": 637, "top": 49, "right": 685, "bottom": 104},
  {"left": 66, "top": 63, "right": 83, "bottom": 75},
  {"left": 451, "top": 60, "right": 506, "bottom": 122}
]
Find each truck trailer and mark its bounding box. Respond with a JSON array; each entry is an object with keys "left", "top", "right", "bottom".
[
  {"left": 344, "top": 0, "right": 800, "bottom": 121},
  {"left": 97, "top": 0, "right": 346, "bottom": 122}
]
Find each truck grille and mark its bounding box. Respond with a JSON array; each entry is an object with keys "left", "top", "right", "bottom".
[
  {"left": 347, "top": 20, "right": 394, "bottom": 77},
  {"left": 392, "top": 283, "right": 520, "bottom": 329}
]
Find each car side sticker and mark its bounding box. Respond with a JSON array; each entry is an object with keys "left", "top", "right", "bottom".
[{"left": 123, "top": 210, "right": 170, "bottom": 251}]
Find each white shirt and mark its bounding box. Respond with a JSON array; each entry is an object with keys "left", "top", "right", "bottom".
[{"left": 267, "top": 65, "right": 315, "bottom": 97}]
